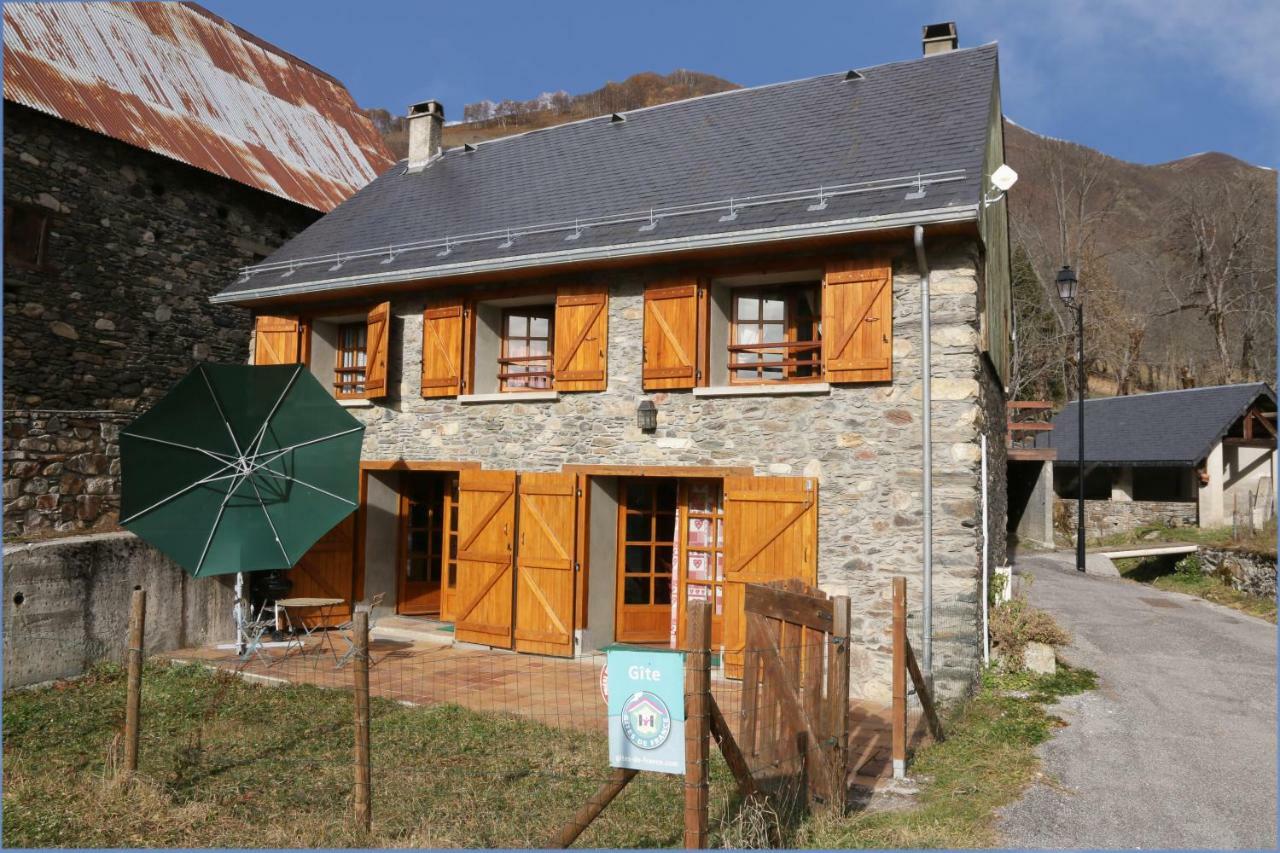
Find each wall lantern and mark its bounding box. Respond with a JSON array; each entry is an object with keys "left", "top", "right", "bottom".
[{"left": 636, "top": 399, "right": 658, "bottom": 432}]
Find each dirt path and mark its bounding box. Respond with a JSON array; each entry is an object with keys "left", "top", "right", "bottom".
[{"left": 998, "top": 554, "right": 1277, "bottom": 849}]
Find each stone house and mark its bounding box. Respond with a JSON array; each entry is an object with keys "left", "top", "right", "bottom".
[
  {"left": 216, "top": 26, "right": 1012, "bottom": 700},
  {"left": 1036, "top": 383, "right": 1277, "bottom": 542},
  {"left": 2, "top": 1, "right": 393, "bottom": 538}
]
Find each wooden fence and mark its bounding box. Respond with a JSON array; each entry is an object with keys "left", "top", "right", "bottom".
[{"left": 890, "top": 576, "right": 944, "bottom": 778}]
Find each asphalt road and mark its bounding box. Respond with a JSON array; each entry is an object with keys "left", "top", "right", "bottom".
[{"left": 998, "top": 554, "right": 1277, "bottom": 849}]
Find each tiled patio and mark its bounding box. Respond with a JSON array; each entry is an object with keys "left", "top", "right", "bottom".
[{"left": 167, "top": 635, "right": 926, "bottom": 785}]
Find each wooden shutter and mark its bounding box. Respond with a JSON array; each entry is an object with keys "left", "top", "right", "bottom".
[
  {"left": 553, "top": 284, "right": 608, "bottom": 392},
  {"left": 454, "top": 469, "right": 516, "bottom": 648},
  {"left": 822, "top": 258, "right": 893, "bottom": 383},
  {"left": 363, "top": 301, "right": 391, "bottom": 399},
  {"left": 253, "top": 314, "right": 302, "bottom": 365},
  {"left": 513, "top": 472, "right": 579, "bottom": 656},
  {"left": 421, "top": 300, "right": 466, "bottom": 398},
  {"left": 643, "top": 279, "right": 703, "bottom": 390},
  {"left": 721, "top": 477, "right": 818, "bottom": 676}
]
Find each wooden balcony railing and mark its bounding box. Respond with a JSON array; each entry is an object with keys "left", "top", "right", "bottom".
[{"left": 1008, "top": 401, "right": 1057, "bottom": 461}]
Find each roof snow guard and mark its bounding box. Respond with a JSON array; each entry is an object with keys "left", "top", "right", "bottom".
[
  {"left": 3, "top": 2, "right": 394, "bottom": 212},
  {"left": 215, "top": 44, "right": 1000, "bottom": 303}
]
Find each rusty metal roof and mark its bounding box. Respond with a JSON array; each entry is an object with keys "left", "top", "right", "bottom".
[{"left": 3, "top": 2, "right": 394, "bottom": 211}]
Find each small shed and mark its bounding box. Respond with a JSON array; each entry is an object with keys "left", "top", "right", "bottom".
[{"left": 1042, "top": 383, "right": 1277, "bottom": 535}]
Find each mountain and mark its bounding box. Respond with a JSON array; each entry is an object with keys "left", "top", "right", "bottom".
[{"left": 361, "top": 70, "right": 739, "bottom": 160}]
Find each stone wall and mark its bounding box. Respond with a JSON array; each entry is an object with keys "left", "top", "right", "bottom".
[
  {"left": 1054, "top": 497, "right": 1199, "bottom": 544},
  {"left": 3, "top": 103, "right": 319, "bottom": 536},
  {"left": 285, "top": 236, "right": 1000, "bottom": 701},
  {"left": 3, "top": 532, "right": 235, "bottom": 689},
  {"left": 1200, "top": 547, "right": 1277, "bottom": 600}
]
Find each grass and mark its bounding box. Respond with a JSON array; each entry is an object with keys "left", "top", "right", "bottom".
[
  {"left": 5, "top": 659, "right": 1099, "bottom": 849},
  {"left": 3, "top": 661, "right": 743, "bottom": 848},
  {"left": 795, "top": 665, "right": 1096, "bottom": 849},
  {"left": 1114, "top": 554, "right": 1277, "bottom": 623}
]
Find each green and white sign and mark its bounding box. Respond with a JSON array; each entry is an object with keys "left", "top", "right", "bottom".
[{"left": 606, "top": 647, "right": 685, "bottom": 775}]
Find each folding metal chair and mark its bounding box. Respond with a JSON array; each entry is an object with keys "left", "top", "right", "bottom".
[
  {"left": 333, "top": 592, "right": 386, "bottom": 668},
  {"left": 237, "top": 600, "right": 277, "bottom": 667}
]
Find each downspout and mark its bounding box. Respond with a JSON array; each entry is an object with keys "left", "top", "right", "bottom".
[{"left": 914, "top": 225, "right": 933, "bottom": 685}]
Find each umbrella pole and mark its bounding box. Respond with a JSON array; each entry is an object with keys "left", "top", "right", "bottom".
[{"left": 234, "top": 572, "right": 246, "bottom": 656}]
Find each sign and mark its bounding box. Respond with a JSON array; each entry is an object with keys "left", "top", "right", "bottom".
[{"left": 606, "top": 647, "right": 685, "bottom": 775}]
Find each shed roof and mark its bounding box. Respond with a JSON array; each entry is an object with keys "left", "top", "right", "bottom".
[
  {"left": 215, "top": 43, "right": 999, "bottom": 303},
  {"left": 1044, "top": 383, "right": 1277, "bottom": 467},
  {"left": 3, "top": 1, "right": 393, "bottom": 211}
]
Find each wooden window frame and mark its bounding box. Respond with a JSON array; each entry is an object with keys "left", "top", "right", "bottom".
[
  {"left": 333, "top": 321, "right": 368, "bottom": 399},
  {"left": 498, "top": 304, "right": 556, "bottom": 392},
  {"left": 728, "top": 283, "right": 822, "bottom": 384}
]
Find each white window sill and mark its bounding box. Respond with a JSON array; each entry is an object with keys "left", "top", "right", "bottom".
[
  {"left": 458, "top": 391, "right": 560, "bottom": 404},
  {"left": 692, "top": 382, "right": 831, "bottom": 399},
  {"left": 338, "top": 398, "right": 374, "bottom": 408}
]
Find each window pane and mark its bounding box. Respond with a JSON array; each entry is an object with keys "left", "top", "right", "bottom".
[
  {"left": 625, "top": 484, "right": 653, "bottom": 511},
  {"left": 655, "top": 546, "right": 674, "bottom": 573},
  {"left": 527, "top": 339, "right": 548, "bottom": 357},
  {"left": 507, "top": 313, "right": 526, "bottom": 336},
  {"left": 656, "top": 481, "right": 676, "bottom": 507},
  {"left": 507, "top": 339, "right": 527, "bottom": 358},
  {"left": 736, "top": 296, "right": 758, "bottom": 321},
  {"left": 407, "top": 557, "right": 428, "bottom": 582},
  {"left": 762, "top": 298, "right": 784, "bottom": 321},
  {"left": 761, "top": 323, "right": 785, "bottom": 343},
  {"left": 655, "top": 513, "right": 675, "bottom": 543},
  {"left": 410, "top": 531, "right": 429, "bottom": 554},
  {"left": 737, "top": 324, "right": 759, "bottom": 346},
  {"left": 625, "top": 513, "right": 651, "bottom": 542},
  {"left": 625, "top": 545, "right": 649, "bottom": 573},
  {"left": 653, "top": 576, "right": 672, "bottom": 605},
  {"left": 624, "top": 576, "right": 649, "bottom": 605},
  {"left": 530, "top": 316, "right": 549, "bottom": 338},
  {"left": 409, "top": 503, "right": 428, "bottom": 526}
]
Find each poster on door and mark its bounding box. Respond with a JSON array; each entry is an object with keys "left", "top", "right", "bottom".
[{"left": 606, "top": 648, "right": 685, "bottom": 775}]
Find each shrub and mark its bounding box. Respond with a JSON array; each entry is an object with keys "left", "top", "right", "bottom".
[
  {"left": 989, "top": 596, "right": 1071, "bottom": 668},
  {"left": 1174, "top": 554, "right": 1203, "bottom": 577}
]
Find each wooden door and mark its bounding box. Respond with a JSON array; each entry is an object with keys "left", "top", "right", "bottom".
[
  {"left": 676, "top": 479, "right": 727, "bottom": 650},
  {"left": 722, "top": 477, "right": 818, "bottom": 675},
  {"left": 397, "top": 475, "right": 448, "bottom": 616},
  {"left": 286, "top": 513, "right": 356, "bottom": 627},
  {"left": 615, "top": 479, "right": 678, "bottom": 644},
  {"left": 454, "top": 469, "right": 516, "bottom": 648},
  {"left": 513, "top": 473, "right": 579, "bottom": 656}
]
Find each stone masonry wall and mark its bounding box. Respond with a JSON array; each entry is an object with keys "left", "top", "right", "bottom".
[
  {"left": 285, "top": 236, "right": 999, "bottom": 701},
  {"left": 3, "top": 103, "right": 319, "bottom": 536},
  {"left": 1199, "top": 547, "right": 1277, "bottom": 600},
  {"left": 1055, "top": 497, "right": 1199, "bottom": 544}
]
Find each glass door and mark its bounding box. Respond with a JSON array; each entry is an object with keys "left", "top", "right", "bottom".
[
  {"left": 614, "top": 479, "right": 677, "bottom": 643},
  {"left": 397, "top": 475, "right": 447, "bottom": 615}
]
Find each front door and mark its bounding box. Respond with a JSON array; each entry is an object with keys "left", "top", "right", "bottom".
[
  {"left": 615, "top": 479, "right": 677, "bottom": 644},
  {"left": 397, "top": 474, "right": 454, "bottom": 616}
]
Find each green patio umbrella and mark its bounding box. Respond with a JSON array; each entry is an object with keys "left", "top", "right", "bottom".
[{"left": 120, "top": 363, "right": 364, "bottom": 576}]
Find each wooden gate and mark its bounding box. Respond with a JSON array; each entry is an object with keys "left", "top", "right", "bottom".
[
  {"left": 454, "top": 469, "right": 516, "bottom": 648},
  {"left": 513, "top": 472, "right": 579, "bottom": 656},
  {"left": 737, "top": 579, "right": 850, "bottom": 809}
]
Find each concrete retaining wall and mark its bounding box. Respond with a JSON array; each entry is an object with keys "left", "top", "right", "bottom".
[{"left": 3, "top": 532, "right": 234, "bottom": 688}]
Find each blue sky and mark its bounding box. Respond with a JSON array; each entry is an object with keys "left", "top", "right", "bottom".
[{"left": 202, "top": 0, "right": 1278, "bottom": 170}]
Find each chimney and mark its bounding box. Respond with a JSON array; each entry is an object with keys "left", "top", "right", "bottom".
[
  {"left": 921, "top": 22, "right": 958, "bottom": 55},
  {"left": 407, "top": 100, "right": 444, "bottom": 169}
]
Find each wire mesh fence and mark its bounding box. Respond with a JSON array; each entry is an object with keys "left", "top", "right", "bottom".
[{"left": 3, "top": 618, "right": 861, "bottom": 848}]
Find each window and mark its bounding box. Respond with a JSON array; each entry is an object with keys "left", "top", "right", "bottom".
[
  {"left": 334, "top": 322, "right": 368, "bottom": 398},
  {"left": 729, "top": 285, "right": 821, "bottom": 383},
  {"left": 499, "top": 306, "right": 555, "bottom": 391},
  {"left": 4, "top": 205, "right": 50, "bottom": 268}
]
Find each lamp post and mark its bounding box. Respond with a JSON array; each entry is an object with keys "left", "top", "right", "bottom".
[{"left": 1056, "top": 265, "right": 1086, "bottom": 573}]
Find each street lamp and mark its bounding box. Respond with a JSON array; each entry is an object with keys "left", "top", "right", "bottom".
[{"left": 1056, "top": 265, "right": 1086, "bottom": 573}]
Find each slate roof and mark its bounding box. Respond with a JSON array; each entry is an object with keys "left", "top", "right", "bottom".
[
  {"left": 1044, "top": 383, "right": 1277, "bottom": 467},
  {"left": 3, "top": 2, "right": 393, "bottom": 212},
  {"left": 215, "top": 44, "right": 999, "bottom": 303}
]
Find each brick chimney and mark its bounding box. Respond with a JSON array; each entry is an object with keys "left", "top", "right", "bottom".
[
  {"left": 407, "top": 100, "right": 444, "bottom": 169},
  {"left": 922, "top": 22, "right": 958, "bottom": 55}
]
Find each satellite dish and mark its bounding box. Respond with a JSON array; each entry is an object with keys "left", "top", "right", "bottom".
[{"left": 991, "top": 164, "right": 1019, "bottom": 192}]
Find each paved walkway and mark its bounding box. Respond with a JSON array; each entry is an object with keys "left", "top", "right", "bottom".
[{"left": 998, "top": 553, "right": 1277, "bottom": 849}]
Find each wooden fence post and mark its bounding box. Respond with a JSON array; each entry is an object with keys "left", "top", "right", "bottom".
[
  {"left": 891, "top": 577, "right": 907, "bottom": 780},
  {"left": 684, "top": 599, "right": 711, "bottom": 849},
  {"left": 122, "top": 587, "right": 146, "bottom": 782},
  {"left": 825, "top": 595, "right": 850, "bottom": 810},
  {"left": 352, "top": 611, "right": 371, "bottom": 832}
]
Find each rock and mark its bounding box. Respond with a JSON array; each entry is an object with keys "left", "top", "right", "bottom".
[
  {"left": 1023, "top": 642, "right": 1057, "bottom": 675},
  {"left": 49, "top": 321, "right": 79, "bottom": 340}
]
